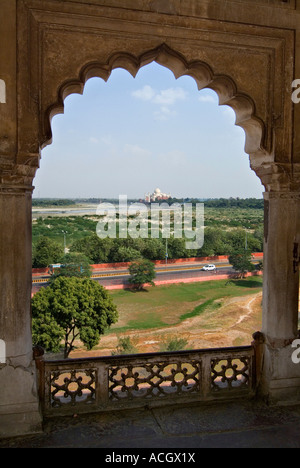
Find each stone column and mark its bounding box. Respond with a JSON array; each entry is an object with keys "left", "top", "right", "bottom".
[
  {"left": 0, "top": 173, "right": 42, "bottom": 438},
  {"left": 261, "top": 191, "right": 300, "bottom": 404}
]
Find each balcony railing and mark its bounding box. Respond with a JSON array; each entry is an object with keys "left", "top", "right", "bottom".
[{"left": 34, "top": 333, "right": 263, "bottom": 417}]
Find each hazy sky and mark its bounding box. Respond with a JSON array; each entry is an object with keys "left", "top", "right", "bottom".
[{"left": 33, "top": 62, "right": 264, "bottom": 199}]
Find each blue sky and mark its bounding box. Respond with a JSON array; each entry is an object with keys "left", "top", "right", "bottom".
[{"left": 33, "top": 62, "right": 264, "bottom": 199}]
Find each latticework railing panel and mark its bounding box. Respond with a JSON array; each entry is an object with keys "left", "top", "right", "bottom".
[
  {"left": 211, "top": 357, "right": 251, "bottom": 391},
  {"left": 109, "top": 360, "right": 201, "bottom": 401},
  {"left": 49, "top": 368, "right": 96, "bottom": 407}
]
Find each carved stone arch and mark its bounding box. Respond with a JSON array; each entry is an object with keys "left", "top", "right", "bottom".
[
  {"left": 43, "top": 44, "right": 267, "bottom": 175},
  {"left": 2, "top": 1, "right": 300, "bottom": 440}
]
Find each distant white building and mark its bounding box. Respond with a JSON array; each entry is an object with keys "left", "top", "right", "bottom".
[{"left": 145, "top": 187, "right": 171, "bottom": 202}]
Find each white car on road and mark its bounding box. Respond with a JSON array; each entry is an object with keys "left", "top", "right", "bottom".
[{"left": 201, "top": 264, "right": 216, "bottom": 271}]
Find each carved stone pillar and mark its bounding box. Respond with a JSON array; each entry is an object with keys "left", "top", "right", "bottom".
[
  {"left": 0, "top": 161, "right": 42, "bottom": 438},
  {"left": 260, "top": 190, "right": 300, "bottom": 404}
]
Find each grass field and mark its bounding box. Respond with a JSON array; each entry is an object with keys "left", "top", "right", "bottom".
[
  {"left": 108, "top": 276, "right": 263, "bottom": 332},
  {"left": 70, "top": 276, "right": 263, "bottom": 357}
]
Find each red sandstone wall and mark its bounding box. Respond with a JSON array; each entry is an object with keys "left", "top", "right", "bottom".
[
  {"left": 102, "top": 271, "right": 263, "bottom": 290},
  {"left": 32, "top": 253, "right": 264, "bottom": 276}
]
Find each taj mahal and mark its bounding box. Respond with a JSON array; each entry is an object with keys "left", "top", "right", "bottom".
[{"left": 144, "top": 188, "right": 171, "bottom": 202}]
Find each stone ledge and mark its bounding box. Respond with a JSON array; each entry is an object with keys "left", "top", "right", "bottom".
[{"left": 0, "top": 405, "right": 42, "bottom": 439}]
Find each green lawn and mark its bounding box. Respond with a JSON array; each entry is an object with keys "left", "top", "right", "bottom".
[{"left": 107, "top": 276, "right": 263, "bottom": 334}]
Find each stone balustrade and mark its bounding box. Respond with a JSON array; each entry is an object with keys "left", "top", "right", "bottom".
[{"left": 35, "top": 341, "right": 260, "bottom": 418}]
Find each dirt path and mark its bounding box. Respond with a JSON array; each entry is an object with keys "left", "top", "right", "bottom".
[
  {"left": 236, "top": 296, "right": 257, "bottom": 324},
  {"left": 71, "top": 291, "right": 263, "bottom": 358}
]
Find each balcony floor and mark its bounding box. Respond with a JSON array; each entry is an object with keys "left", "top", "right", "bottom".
[{"left": 1, "top": 399, "right": 300, "bottom": 448}]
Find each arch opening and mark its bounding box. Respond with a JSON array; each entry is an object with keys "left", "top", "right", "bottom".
[
  {"left": 33, "top": 58, "right": 264, "bottom": 356},
  {"left": 38, "top": 60, "right": 264, "bottom": 200},
  {"left": 42, "top": 45, "right": 267, "bottom": 167}
]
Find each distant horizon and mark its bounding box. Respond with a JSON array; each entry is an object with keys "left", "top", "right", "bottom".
[{"left": 32, "top": 195, "right": 264, "bottom": 200}]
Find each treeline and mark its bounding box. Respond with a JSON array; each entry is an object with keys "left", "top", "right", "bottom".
[
  {"left": 32, "top": 199, "right": 75, "bottom": 207},
  {"left": 69, "top": 228, "right": 263, "bottom": 264},
  {"left": 32, "top": 227, "right": 263, "bottom": 268},
  {"left": 203, "top": 198, "right": 264, "bottom": 209},
  {"left": 167, "top": 198, "right": 264, "bottom": 209},
  {"left": 32, "top": 197, "right": 264, "bottom": 209}
]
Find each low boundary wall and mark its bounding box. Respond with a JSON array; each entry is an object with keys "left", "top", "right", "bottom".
[
  {"left": 32, "top": 252, "right": 263, "bottom": 276},
  {"left": 104, "top": 271, "right": 263, "bottom": 290}
]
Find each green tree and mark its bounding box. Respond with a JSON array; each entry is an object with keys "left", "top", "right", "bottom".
[
  {"left": 70, "top": 234, "right": 113, "bottom": 264},
  {"left": 52, "top": 252, "right": 92, "bottom": 279},
  {"left": 229, "top": 250, "right": 255, "bottom": 278},
  {"left": 226, "top": 229, "right": 261, "bottom": 254},
  {"left": 197, "top": 228, "right": 227, "bottom": 257},
  {"left": 32, "top": 236, "right": 64, "bottom": 268},
  {"left": 167, "top": 237, "right": 189, "bottom": 259},
  {"left": 111, "top": 336, "right": 138, "bottom": 355},
  {"left": 128, "top": 259, "right": 156, "bottom": 290},
  {"left": 111, "top": 246, "right": 142, "bottom": 263},
  {"left": 253, "top": 225, "right": 264, "bottom": 251},
  {"left": 108, "top": 238, "right": 146, "bottom": 263},
  {"left": 160, "top": 335, "right": 189, "bottom": 352},
  {"left": 32, "top": 276, "right": 118, "bottom": 358},
  {"left": 141, "top": 238, "right": 165, "bottom": 260},
  {"left": 226, "top": 229, "right": 247, "bottom": 253}
]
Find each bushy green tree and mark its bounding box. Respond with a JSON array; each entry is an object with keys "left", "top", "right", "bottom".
[
  {"left": 167, "top": 237, "right": 189, "bottom": 259},
  {"left": 111, "top": 336, "right": 138, "bottom": 355},
  {"left": 141, "top": 238, "right": 165, "bottom": 260},
  {"left": 112, "top": 246, "right": 142, "bottom": 262},
  {"left": 32, "top": 236, "right": 64, "bottom": 268},
  {"left": 32, "top": 276, "right": 118, "bottom": 357},
  {"left": 253, "top": 225, "right": 264, "bottom": 251},
  {"left": 229, "top": 250, "right": 255, "bottom": 278},
  {"left": 128, "top": 259, "right": 156, "bottom": 290},
  {"left": 52, "top": 252, "right": 92, "bottom": 279},
  {"left": 70, "top": 234, "right": 113, "bottom": 264},
  {"left": 197, "top": 228, "right": 227, "bottom": 257},
  {"left": 160, "top": 336, "right": 189, "bottom": 352}
]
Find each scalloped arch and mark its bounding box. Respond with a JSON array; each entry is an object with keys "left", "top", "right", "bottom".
[{"left": 43, "top": 44, "right": 266, "bottom": 161}]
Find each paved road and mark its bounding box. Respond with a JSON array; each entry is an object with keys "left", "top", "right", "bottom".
[
  {"left": 93, "top": 264, "right": 234, "bottom": 287},
  {"left": 32, "top": 259, "right": 262, "bottom": 291}
]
